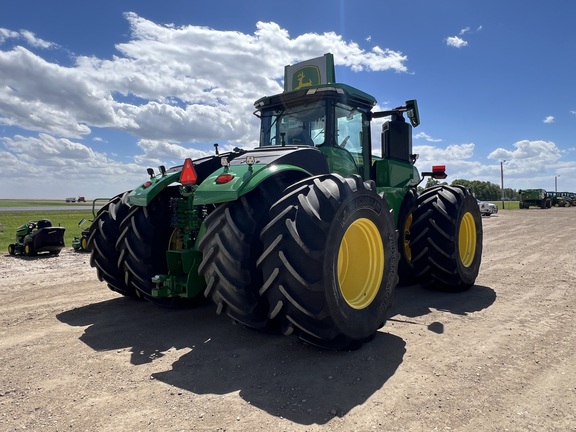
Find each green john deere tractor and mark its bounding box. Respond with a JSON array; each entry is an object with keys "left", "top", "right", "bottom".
[{"left": 88, "top": 54, "right": 482, "bottom": 350}]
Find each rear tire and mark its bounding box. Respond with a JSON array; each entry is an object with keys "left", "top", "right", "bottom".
[
  {"left": 24, "top": 243, "right": 35, "bottom": 256},
  {"left": 198, "top": 175, "right": 297, "bottom": 329},
  {"left": 116, "top": 187, "right": 191, "bottom": 307},
  {"left": 88, "top": 192, "right": 136, "bottom": 297},
  {"left": 397, "top": 190, "right": 418, "bottom": 285},
  {"left": 80, "top": 236, "right": 88, "bottom": 251},
  {"left": 258, "top": 174, "right": 398, "bottom": 350},
  {"left": 8, "top": 244, "right": 15, "bottom": 255},
  {"left": 410, "top": 185, "right": 482, "bottom": 291}
]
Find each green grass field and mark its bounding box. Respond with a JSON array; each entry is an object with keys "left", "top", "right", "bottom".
[
  {"left": 491, "top": 201, "right": 519, "bottom": 210},
  {"left": 0, "top": 210, "right": 95, "bottom": 252}
]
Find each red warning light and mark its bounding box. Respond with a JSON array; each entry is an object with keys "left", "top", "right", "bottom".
[
  {"left": 215, "top": 173, "right": 234, "bottom": 184},
  {"left": 180, "top": 158, "right": 197, "bottom": 185},
  {"left": 432, "top": 165, "right": 447, "bottom": 179}
]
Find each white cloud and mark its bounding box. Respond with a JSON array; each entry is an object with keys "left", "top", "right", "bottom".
[
  {"left": 488, "top": 140, "right": 576, "bottom": 189},
  {"left": 1, "top": 15, "right": 410, "bottom": 144},
  {"left": 0, "top": 28, "right": 19, "bottom": 43},
  {"left": 543, "top": 116, "right": 554, "bottom": 123},
  {"left": 446, "top": 25, "right": 481, "bottom": 48},
  {"left": 489, "top": 139, "right": 561, "bottom": 162},
  {"left": 446, "top": 36, "right": 468, "bottom": 48},
  {"left": 135, "top": 139, "right": 211, "bottom": 166},
  {"left": 0, "top": 14, "right": 412, "bottom": 198},
  {"left": 0, "top": 133, "right": 147, "bottom": 198},
  {"left": 412, "top": 143, "right": 482, "bottom": 181},
  {"left": 414, "top": 132, "right": 443, "bottom": 142},
  {"left": 19, "top": 30, "right": 56, "bottom": 49},
  {"left": 0, "top": 28, "right": 56, "bottom": 49},
  {"left": 412, "top": 139, "right": 575, "bottom": 191},
  {"left": 415, "top": 143, "right": 475, "bottom": 163}
]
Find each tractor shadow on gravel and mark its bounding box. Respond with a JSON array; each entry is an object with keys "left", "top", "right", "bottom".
[
  {"left": 56, "top": 283, "right": 495, "bottom": 425},
  {"left": 389, "top": 283, "right": 497, "bottom": 320},
  {"left": 57, "top": 297, "right": 403, "bottom": 424}
]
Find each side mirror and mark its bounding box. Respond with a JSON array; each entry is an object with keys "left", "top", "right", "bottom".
[{"left": 405, "top": 99, "right": 420, "bottom": 128}]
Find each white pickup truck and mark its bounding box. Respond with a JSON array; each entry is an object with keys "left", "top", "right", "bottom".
[{"left": 477, "top": 200, "right": 498, "bottom": 216}]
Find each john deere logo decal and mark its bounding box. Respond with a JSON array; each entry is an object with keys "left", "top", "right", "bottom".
[
  {"left": 283, "top": 53, "right": 334, "bottom": 92},
  {"left": 293, "top": 66, "right": 320, "bottom": 90}
]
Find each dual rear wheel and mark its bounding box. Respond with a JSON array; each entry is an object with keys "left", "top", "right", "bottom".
[
  {"left": 257, "top": 174, "right": 398, "bottom": 350},
  {"left": 407, "top": 185, "right": 483, "bottom": 291}
]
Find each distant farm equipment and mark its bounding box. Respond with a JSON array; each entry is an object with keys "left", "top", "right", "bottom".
[
  {"left": 65, "top": 196, "right": 87, "bottom": 203},
  {"left": 553, "top": 191, "right": 575, "bottom": 207},
  {"left": 8, "top": 219, "right": 65, "bottom": 256},
  {"left": 519, "top": 189, "right": 551, "bottom": 209},
  {"left": 72, "top": 198, "right": 110, "bottom": 252}
]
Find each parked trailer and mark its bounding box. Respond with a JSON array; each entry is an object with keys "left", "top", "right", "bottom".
[{"left": 519, "top": 189, "right": 551, "bottom": 209}]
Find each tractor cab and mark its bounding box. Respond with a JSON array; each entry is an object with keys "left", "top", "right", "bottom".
[
  {"left": 255, "top": 84, "right": 375, "bottom": 178},
  {"left": 254, "top": 53, "right": 422, "bottom": 185}
]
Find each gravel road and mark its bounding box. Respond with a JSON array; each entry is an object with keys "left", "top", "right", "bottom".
[{"left": 1, "top": 208, "right": 575, "bottom": 431}]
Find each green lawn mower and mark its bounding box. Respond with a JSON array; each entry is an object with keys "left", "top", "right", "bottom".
[{"left": 8, "top": 219, "right": 66, "bottom": 257}]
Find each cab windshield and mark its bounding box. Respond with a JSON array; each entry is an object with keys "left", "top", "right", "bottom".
[
  {"left": 259, "top": 101, "right": 366, "bottom": 153},
  {"left": 260, "top": 101, "right": 326, "bottom": 146}
]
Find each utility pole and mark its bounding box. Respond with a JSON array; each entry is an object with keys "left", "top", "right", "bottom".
[
  {"left": 500, "top": 160, "right": 506, "bottom": 209},
  {"left": 555, "top": 175, "right": 559, "bottom": 193}
]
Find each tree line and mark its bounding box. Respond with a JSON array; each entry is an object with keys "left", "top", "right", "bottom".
[{"left": 421, "top": 178, "right": 520, "bottom": 201}]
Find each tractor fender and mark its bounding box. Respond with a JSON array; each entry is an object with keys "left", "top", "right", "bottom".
[
  {"left": 128, "top": 171, "right": 181, "bottom": 207},
  {"left": 128, "top": 153, "right": 225, "bottom": 207},
  {"left": 128, "top": 146, "right": 329, "bottom": 207},
  {"left": 194, "top": 147, "right": 329, "bottom": 205},
  {"left": 194, "top": 163, "right": 310, "bottom": 205}
]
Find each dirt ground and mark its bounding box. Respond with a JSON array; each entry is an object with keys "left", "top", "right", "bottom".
[{"left": 1, "top": 208, "right": 575, "bottom": 432}]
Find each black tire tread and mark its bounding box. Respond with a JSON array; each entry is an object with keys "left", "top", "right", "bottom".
[
  {"left": 258, "top": 174, "right": 398, "bottom": 350},
  {"left": 87, "top": 192, "right": 136, "bottom": 297},
  {"left": 410, "top": 185, "right": 482, "bottom": 291},
  {"left": 198, "top": 175, "right": 295, "bottom": 329},
  {"left": 116, "top": 187, "right": 185, "bottom": 306}
]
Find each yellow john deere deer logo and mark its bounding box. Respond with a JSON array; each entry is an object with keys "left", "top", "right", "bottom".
[{"left": 293, "top": 66, "right": 320, "bottom": 90}]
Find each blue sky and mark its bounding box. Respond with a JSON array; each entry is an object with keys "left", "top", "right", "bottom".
[{"left": 1, "top": 0, "right": 575, "bottom": 198}]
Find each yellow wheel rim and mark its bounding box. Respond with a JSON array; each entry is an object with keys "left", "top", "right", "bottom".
[
  {"left": 81, "top": 237, "right": 88, "bottom": 250},
  {"left": 403, "top": 213, "right": 413, "bottom": 262},
  {"left": 458, "top": 212, "right": 477, "bottom": 267},
  {"left": 24, "top": 244, "right": 31, "bottom": 255},
  {"left": 337, "top": 218, "right": 384, "bottom": 310}
]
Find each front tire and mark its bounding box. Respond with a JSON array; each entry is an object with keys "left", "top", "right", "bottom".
[
  {"left": 410, "top": 185, "right": 482, "bottom": 291},
  {"left": 258, "top": 174, "right": 398, "bottom": 350}
]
